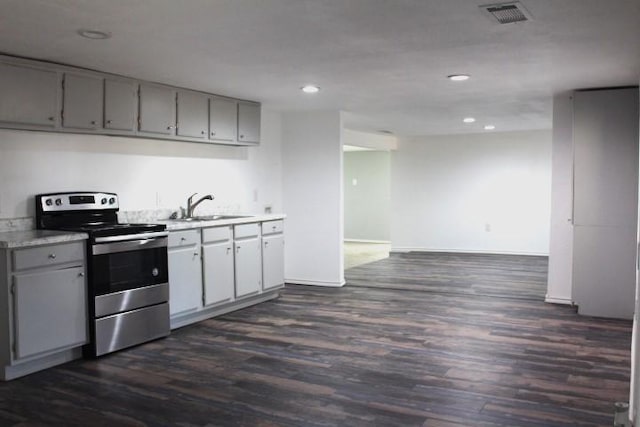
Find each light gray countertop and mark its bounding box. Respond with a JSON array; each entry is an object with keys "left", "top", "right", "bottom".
[
  {"left": 157, "top": 214, "right": 286, "bottom": 231},
  {"left": 0, "top": 229, "right": 88, "bottom": 249}
]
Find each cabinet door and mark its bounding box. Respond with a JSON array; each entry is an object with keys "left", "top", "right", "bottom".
[
  {"left": 104, "top": 79, "right": 137, "bottom": 131},
  {"left": 168, "top": 245, "right": 203, "bottom": 315},
  {"left": 209, "top": 97, "right": 237, "bottom": 142},
  {"left": 13, "top": 266, "right": 87, "bottom": 359},
  {"left": 234, "top": 238, "right": 262, "bottom": 298},
  {"left": 62, "top": 73, "right": 103, "bottom": 130},
  {"left": 0, "top": 62, "right": 59, "bottom": 128},
  {"left": 237, "top": 102, "right": 260, "bottom": 144},
  {"left": 263, "top": 234, "right": 284, "bottom": 290},
  {"left": 177, "top": 90, "right": 208, "bottom": 139},
  {"left": 139, "top": 83, "right": 176, "bottom": 135},
  {"left": 203, "top": 241, "right": 235, "bottom": 305}
]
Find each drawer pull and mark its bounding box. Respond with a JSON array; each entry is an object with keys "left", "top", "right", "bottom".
[
  {"left": 48, "top": 253, "right": 56, "bottom": 259},
  {"left": 79, "top": 272, "right": 85, "bottom": 277},
  {"left": 181, "top": 237, "right": 186, "bottom": 241}
]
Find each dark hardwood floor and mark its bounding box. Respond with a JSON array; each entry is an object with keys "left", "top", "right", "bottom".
[
  {"left": 0, "top": 254, "right": 632, "bottom": 427},
  {"left": 346, "top": 252, "right": 548, "bottom": 300}
]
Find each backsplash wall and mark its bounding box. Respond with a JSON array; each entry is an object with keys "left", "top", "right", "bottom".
[{"left": 0, "top": 109, "right": 283, "bottom": 222}]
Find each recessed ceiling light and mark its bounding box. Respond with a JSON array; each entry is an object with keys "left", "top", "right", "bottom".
[
  {"left": 301, "top": 85, "right": 320, "bottom": 94},
  {"left": 447, "top": 74, "right": 470, "bottom": 81},
  {"left": 463, "top": 117, "right": 476, "bottom": 123},
  {"left": 77, "top": 29, "right": 111, "bottom": 39},
  {"left": 484, "top": 125, "right": 496, "bottom": 130}
]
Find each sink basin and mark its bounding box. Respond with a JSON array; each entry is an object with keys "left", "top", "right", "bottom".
[{"left": 168, "top": 215, "right": 250, "bottom": 222}]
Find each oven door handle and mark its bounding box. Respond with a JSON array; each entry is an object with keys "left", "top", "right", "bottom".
[
  {"left": 93, "top": 231, "right": 168, "bottom": 243},
  {"left": 92, "top": 235, "right": 168, "bottom": 255}
]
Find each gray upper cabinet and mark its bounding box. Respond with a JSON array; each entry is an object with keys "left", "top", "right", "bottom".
[
  {"left": 177, "top": 90, "right": 208, "bottom": 139},
  {"left": 0, "top": 62, "right": 59, "bottom": 128},
  {"left": 62, "top": 73, "right": 103, "bottom": 130},
  {"left": 139, "top": 83, "right": 176, "bottom": 135},
  {"left": 209, "top": 96, "right": 237, "bottom": 142},
  {"left": 237, "top": 102, "right": 260, "bottom": 144},
  {"left": 104, "top": 79, "right": 138, "bottom": 131}
]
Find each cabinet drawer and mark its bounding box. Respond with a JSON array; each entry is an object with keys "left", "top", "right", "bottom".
[
  {"left": 168, "top": 229, "right": 200, "bottom": 248},
  {"left": 13, "top": 241, "right": 85, "bottom": 271},
  {"left": 202, "top": 226, "right": 232, "bottom": 243},
  {"left": 234, "top": 223, "right": 260, "bottom": 239},
  {"left": 262, "top": 220, "right": 284, "bottom": 235}
]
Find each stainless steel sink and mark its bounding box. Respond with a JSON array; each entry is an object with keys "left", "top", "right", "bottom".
[{"left": 168, "top": 215, "right": 250, "bottom": 222}]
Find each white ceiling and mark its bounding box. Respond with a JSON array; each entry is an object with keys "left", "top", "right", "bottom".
[{"left": 0, "top": 0, "right": 638, "bottom": 136}]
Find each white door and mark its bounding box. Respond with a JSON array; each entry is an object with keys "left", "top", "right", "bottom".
[
  {"left": 62, "top": 73, "right": 103, "bottom": 130},
  {"left": 168, "top": 245, "right": 203, "bottom": 315},
  {"left": 139, "top": 84, "right": 176, "bottom": 135},
  {"left": 104, "top": 79, "right": 138, "bottom": 131},
  {"left": 235, "top": 238, "right": 262, "bottom": 297},
  {"left": 203, "top": 241, "right": 235, "bottom": 305},
  {"left": 177, "top": 90, "right": 208, "bottom": 139}
]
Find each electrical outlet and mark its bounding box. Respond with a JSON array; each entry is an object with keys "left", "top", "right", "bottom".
[{"left": 264, "top": 205, "right": 272, "bottom": 214}]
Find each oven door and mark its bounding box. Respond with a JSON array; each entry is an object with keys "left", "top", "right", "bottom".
[{"left": 90, "top": 232, "right": 169, "bottom": 296}]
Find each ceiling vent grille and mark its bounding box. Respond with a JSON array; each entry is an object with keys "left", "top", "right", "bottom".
[{"left": 480, "top": 2, "right": 532, "bottom": 24}]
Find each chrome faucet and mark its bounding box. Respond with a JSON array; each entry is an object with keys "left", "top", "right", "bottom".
[{"left": 186, "top": 193, "right": 214, "bottom": 218}]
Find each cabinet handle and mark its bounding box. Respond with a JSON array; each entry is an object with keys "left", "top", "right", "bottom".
[
  {"left": 211, "top": 130, "right": 216, "bottom": 136},
  {"left": 90, "top": 120, "right": 96, "bottom": 125},
  {"left": 226, "top": 247, "right": 231, "bottom": 253},
  {"left": 48, "top": 116, "right": 55, "bottom": 121},
  {"left": 236, "top": 246, "right": 240, "bottom": 252},
  {"left": 106, "top": 120, "right": 112, "bottom": 124},
  {"left": 48, "top": 253, "right": 56, "bottom": 259},
  {"left": 239, "top": 134, "right": 244, "bottom": 139},
  {"left": 78, "top": 272, "right": 85, "bottom": 277},
  {"left": 194, "top": 252, "right": 199, "bottom": 257},
  {"left": 201, "top": 130, "right": 206, "bottom": 135},
  {"left": 167, "top": 125, "right": 176, "bottom": 130},
  {"left": 180, "top": 237, "right": 186, "bottom": 241},
  {"left": 265, "top": 241, "right": 269, "bottom": 246}
]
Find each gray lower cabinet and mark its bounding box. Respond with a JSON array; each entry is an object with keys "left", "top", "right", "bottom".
[
  {"left": 13, "top": 266, "right": 87, "bottom": 359},
  {"left": 0, "top": 61, "right": 59, "bottom": 128},
  {"left": 237, "top": 101, "right": 261, "bottom": 144},
  {"left": 202, "top": 226, "right": 235, "bottom": 306},
  {"left": 139, "top": 83, "right": 176, "bottom": 135},
  {"left": 177, "top": 90, "right": 208, "bottom": 139},
  {"left": 168, "top": 230, "right": 202, "bottom": 316},
  {"left": 262, "top": 221, "right": 285, "bottom": 291},
  {"left": 104, "top": 78, "right": 138, "bottom": 131},
  {"left": 234, "top": 224, "right": 262, "bottom": 298},
  {"left": 0, "top": 240, "right": 88, "bottom": 380},
  {"left": 209, "top": 96, "right": 237, "bottom": 142},
  {"left": 62, "top": 73, "right": 103, "bottom": 130}
]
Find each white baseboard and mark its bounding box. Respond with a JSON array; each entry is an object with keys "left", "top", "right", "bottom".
[
  {"left": 545, "top": 295, "right": 574, "bottom": 305},
  {"left": 390, "top": 247, "right": 549, "bottom": 257},
  {"left": 344, "top": 239, "right": 391, "bottom": 244},
  {"left": 286, "top": 278, "right": 346, "bottom": 287}
]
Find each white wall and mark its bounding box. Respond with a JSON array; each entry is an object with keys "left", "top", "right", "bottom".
[
  {"left": 343, "top": 129, "right": 397, "bottom": 151},
  {"left": 391, "top": 130, "right": 552, "bottom": 255},
  {"left": 0, "top": 109, "right": 283, "bottom": 219},
  {"left": 546, "top": 93, "right": 575, "bottom": 304},
  {"left": 344, "top": 151, "right": 390, "bottom": 242},
  {"left": 282, "top": 111, "right": 344, "bottom": 286}
]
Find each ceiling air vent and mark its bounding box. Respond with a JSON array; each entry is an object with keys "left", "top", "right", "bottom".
[{"left": 480, "top": 2, "right": 532, "bottom": 24}]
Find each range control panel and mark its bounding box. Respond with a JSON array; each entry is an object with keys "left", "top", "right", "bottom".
[{"left": 38, "top": 192, "right": 119, "bottom": 212}]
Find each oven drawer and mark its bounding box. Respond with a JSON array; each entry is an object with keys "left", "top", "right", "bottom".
[
  {"left": 168, "top": 229, "right": 200, "bottom": 248},
  {"left": 94, "top": 302, "right": 170, "bottom": 356},
  {"left": 95, "top": 283, "right": 169, "bottom": 318},
  {"left": 262, "top": 220, "right": 284, "bottom": 235},
  {"left": 13, "top": 241, "right": 84, "bottom": 271}
]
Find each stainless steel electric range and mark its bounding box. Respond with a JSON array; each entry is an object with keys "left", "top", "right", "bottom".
[{"left": 35, "top": 191, "right": 170, "bottom": 357}]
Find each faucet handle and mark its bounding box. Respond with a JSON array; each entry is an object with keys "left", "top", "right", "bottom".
[{"left": 187, "top": 192, "right": 198, "bottom": 203}]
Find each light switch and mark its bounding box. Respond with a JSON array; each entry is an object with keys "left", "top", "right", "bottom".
[{"left": 352, "top": 178, "right": 358, "bottom": 186}]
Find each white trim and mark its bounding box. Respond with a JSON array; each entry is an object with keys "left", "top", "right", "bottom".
[
  {"left": 344, "top": 239, "right": 391, "bottom": 244},
  {"left": 390, "top": 247, "right": 549, "bottom": 257},
  {"left": 544, "top": 295, "right": 574, "bottom": 305},
  {"left": 285, "top": 278, "right": 346, "bottom": 287}
]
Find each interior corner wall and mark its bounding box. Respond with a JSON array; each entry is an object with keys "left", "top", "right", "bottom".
[
  {"left": 343, "top": 151, "right": 390, "bottom": 242},
  {"left": 546, "top": 92, "right": 575, "bottom": 304},
  {"left": 390, "top": 130, "right": 552, "bottom": 255},
  {"left": 281, "top": 111, "right": 344, "bottom": 286}
]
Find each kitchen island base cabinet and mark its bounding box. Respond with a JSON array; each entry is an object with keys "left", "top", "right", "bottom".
[{"left": 0, "top": 240, "right": 88, "bottom": 381}]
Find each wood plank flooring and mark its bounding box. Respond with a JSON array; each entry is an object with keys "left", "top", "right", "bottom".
[
  {"left": 0, "top": 255, "right": 631, "bottom": 426},
  {"left": 346, "top": 252, "right": 548, "bottom": 300}
]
